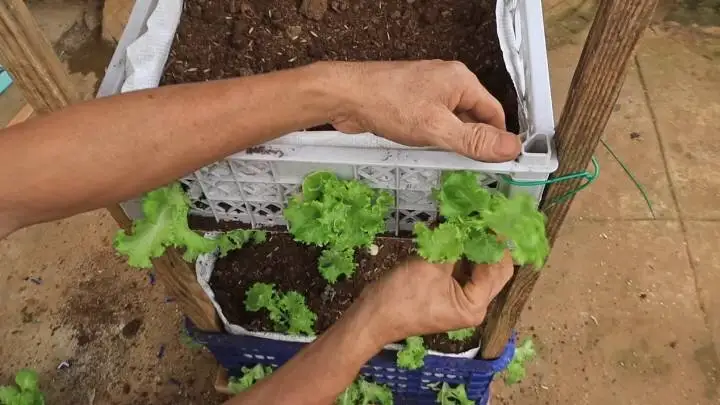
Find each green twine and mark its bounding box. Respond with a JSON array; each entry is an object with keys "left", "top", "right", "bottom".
[
  {"left": 499, "top": 140, "right": 656, "bottom": 218},
  {"left": 500, "top": 157, "right": 600, "bottom": 209},
  {"left": 600, "top": 139, "right": 656, "bottom": 219}
]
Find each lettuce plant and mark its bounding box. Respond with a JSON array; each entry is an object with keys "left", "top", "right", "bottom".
[
  {"left": 228, "top": 364, "right": 273, "bottom": 394},
  {"left": 245, "top": 282, "right": 317, "bottom": 336},
  {"left": 114, "top": 183, "right": 265, "bottom": 268},
  {"left": 0, "top": 369, "right": 44, "bottom": 405},
  {"left": 285, "top": 172, "right": 392, "bottom": 284},
  {"left": 414, "top": 171, "right": 549, "bottom": 268}
]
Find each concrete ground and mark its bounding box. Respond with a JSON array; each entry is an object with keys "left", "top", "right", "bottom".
[{"left": 0, "top": 0, "right": 718, "bottom": 404}]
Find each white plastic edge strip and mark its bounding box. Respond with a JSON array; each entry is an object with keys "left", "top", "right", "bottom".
[
  {"left": 121, "top": 0, "right": 527, "bottom": 148},
  {"left": 196, "top": 236, "right": 480, "bottom": 359}
]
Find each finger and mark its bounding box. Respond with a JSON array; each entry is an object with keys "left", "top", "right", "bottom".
[
  {"left": 430, "top": 110, "right": 521, "bottom": 162},
  {"left": 462, "top": 250, "right": 514, "bottom": 307},
  {"left": 407, "top": 258, "right": 455, "bottom": 274},
  {"left": 455, "top": 76, "right": 506, "bottom": 130},
  {"left": 456, "top": 111, "right": 474, "bottom": 123}
]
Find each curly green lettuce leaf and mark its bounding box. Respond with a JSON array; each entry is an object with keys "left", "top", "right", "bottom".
[
  {"left": 336, "top": 378, "right": 393, "bottom": 405},
  {"left": 434, "top": 171, "right": 491, "bottom": 219},
  {"left": 216, "top": 230, "right": 267, "bottom": 257},
  {"left": 357, "top": 379, "right": 393, "bottom": 405},
  {"left": 0, "top": 386, "right": 20, "bottom": 404},
  {"left": 484, "top": 193, "right": 549, "bottom": 268},
  {"left": 414, "top": 171, "right": 549, "bottom": 268},
  {"left": 336, "top": 383, "right": 360, "bottom": 405},
  {"left": 114, "top": 184, "right": 189, "bottom": 268},
  {"left": 228, "top": 364, "right": 273, "bottom": 395},
  {"left": 436, "top": 383, "right": 474, "bottom": 405},
  {"left": 0, "top": 369, "right": 44, "bottom": 405},
  {"left": 284, "top": 200, "right": 331, "bottom": 246},
  {"left": 114, "top": 183, "right": 257, "bottom": 267},
  {"left": 319, "top": 248, "right": 356, "bottom": 284},
  {"left": 280, "top": 291, "right": 317, "bottom": 336},
  {"left": 245, "top": 283, "right": 316, "bottom": 336},
  {"left": 446, "top": 328, "right": 475, "bottom": 342},
  {"left": 462, "top": 229, "right": 505, "bottom": 264},
  {"left": 397, "top": 336, "right": 426, "bottom": 370},
  {"left": 244, "top": 282, "right": 276, "bottom": 312},
  {"left": 286, "top": 172, "right": 392, "bottom": 283},
  {"left": 302, "top": 171, "right": 336, "bottom": 201},
  {"left": 414, "top": 223, "right": 465, "bottom": 263},
  {"left": 14, "top": 370, "right": 38, "bottom": 393},
  {"left": 504, "top": 338, "right": 536, "bottom": 385}
]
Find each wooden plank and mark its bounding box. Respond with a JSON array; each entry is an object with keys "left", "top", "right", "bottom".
[
  {"left": 0, "top": 0, "right": 222, "bottom": 332},
  {"left": 214, "top": 366, "right": 233, "bottom": 395},
  {"left": 480, "top": 0, "right": 659, "bottom": 359},
  {"left": 0, "top": 0, "right": 79, "bottom": 111}
]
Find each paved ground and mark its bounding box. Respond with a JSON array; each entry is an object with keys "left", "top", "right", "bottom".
[{"left": 0, "top": 1, "right": 718, "bottom": 404}]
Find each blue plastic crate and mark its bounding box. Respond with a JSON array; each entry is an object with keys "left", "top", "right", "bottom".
[{"left": 187, "top": 321, "right": 515, "bottom": 404}]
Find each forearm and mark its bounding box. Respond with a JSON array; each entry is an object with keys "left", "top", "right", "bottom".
[
  {"left": 226, "top": 301, "right": 385, "bottom": 405},
  {"left": 0, "top": 62, "right": 347, "bottom": 235}
]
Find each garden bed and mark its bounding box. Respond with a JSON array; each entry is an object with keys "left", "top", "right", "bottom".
[
  {"left": 161, "top": 0, "right": 519, "bottom": 133},
  {"left": 208, "top": 233, "right": 481, "bottom": 353}
]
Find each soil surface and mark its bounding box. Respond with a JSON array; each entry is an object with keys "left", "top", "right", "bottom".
[
  {"left": 210, "top": 233, "right": 481, "bottom": 353},
  {"left": 162, "top": 0, "right": 519, "bottom": 133}
]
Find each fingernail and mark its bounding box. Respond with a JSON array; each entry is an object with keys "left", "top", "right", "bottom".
[{"left": 494, "top": 133, "right": 521, "bottom": 158}]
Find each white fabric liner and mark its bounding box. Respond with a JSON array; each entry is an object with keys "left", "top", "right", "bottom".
[{"left": 124, "top": 0, "right": 526, "bottom": 358}]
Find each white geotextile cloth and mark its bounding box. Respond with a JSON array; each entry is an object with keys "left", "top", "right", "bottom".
[{"left": 122, "top": 0, "right": 525, "bottom": 357}]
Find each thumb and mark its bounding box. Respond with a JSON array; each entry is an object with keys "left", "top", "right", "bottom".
[
  {"left": 431, "top": 109, "right": 521, "bottom": 162},
  {"left": 462, "top": 251, "right": 514, "bottom": 307},
  {"left": 456, "top": 122, "right": 522, "bottom": 162}
]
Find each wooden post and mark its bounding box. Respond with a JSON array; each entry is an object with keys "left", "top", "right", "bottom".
[
  {"left": 0, "top": 0, "right": 221, "bottom": 332},
  {"left": 0, "top": 0, "right": 79, "bottom": 111},
  {"left": 480, "top": 0, "right": 659, "bottom": 358}
]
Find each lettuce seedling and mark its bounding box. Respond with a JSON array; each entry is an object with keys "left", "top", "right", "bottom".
[
  {"left": 396, "top": 336, "right": 427, "bottom": 370},
  {"left": 114, "top": 183, "right": 265, "bottom": 268},
  {"left": 0, "top": 369, "right": 44, "bottom": 405},
  {"left": 245, "top": 283, "right": 317, "bottom": 336},
  {"left": 228, "top": 364, "right": 273, "bottom": 394},
  {"left": 436, "top": 383, "right": 474, "bottom": 405},
  {"left": 446, "top": 328, "right": 474, "bottom": 342},
  {"left": 285, "top": 172, "right": 393, "bottom": 284},
  {"left": 414, "top": 171, "right": 549, "bottom": 268},
  {"left": 504, "top": 338, "right": 536, "bottom": 385},
  {"left": 336, "top": 377, "right": 393, "bottom": 405}
]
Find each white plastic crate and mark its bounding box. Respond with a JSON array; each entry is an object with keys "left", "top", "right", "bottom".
[{"left": 98, "top": 0, "right": 557, "bottom": 232}]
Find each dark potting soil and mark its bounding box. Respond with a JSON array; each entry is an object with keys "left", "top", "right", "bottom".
[
  {"left": 209, "top": 232, "right": 481, "bottom": 353},
  {"left": 162, "top": 0, "right": 519, "bottom": 133}
]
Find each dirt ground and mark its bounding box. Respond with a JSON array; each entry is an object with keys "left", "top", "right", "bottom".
[{"left": 0, "top": 0, "right": 718, "bottom": 404}]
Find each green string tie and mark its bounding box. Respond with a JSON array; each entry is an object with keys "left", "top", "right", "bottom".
[
  {"left": 499, "top": 139, "right": 657, "bottom": 219},
  {"left": 500, "top": 156, "right": 600, "bottom": 208}
]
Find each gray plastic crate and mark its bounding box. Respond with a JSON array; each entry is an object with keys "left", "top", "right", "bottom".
[{"left": 98, "top": 0, "right": 557, "bottom": 233}]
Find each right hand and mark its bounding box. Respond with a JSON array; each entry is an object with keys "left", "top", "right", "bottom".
[
  {"left": 354, "top": 252, "right": 514, "bottom": 345},
  {"left": 326, "top": 60, "right": 522, "bottom": 162}
]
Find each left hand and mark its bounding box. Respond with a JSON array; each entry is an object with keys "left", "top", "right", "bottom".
[
  {"left": 355, "top": 252, "right": 514, "bottom": 345},
  {"left": 323, "top": 60, "right": 522, "bottom": 162}
]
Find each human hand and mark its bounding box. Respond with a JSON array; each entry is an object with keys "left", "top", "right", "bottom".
[
  {"left": 326, "top": 60, "right": 522, "bottom": 162},
  {"left": 355, "top": 252, "right": 514, "bottom": 345}
]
